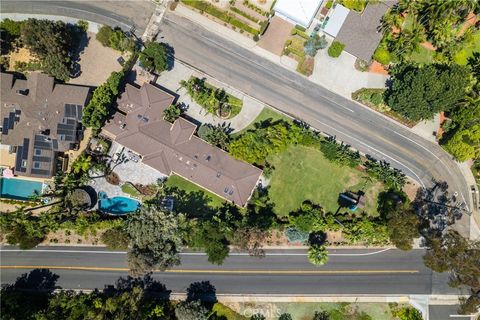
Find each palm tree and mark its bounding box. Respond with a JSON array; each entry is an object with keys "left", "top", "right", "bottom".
[{"left": 308, "top": 244, "right": 329, "bottom": 266}]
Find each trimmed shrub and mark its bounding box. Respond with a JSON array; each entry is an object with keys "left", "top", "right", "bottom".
[
  {"left": 328, "top": 41, "right": 345, "bottom": 58},
  {"left": 373, "top": 46, "right": 391, "bottom": 65},
  {"left": 96, "top": 25, "right": 114, "bottom": 47}
]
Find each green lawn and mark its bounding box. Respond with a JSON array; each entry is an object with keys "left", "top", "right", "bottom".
[
  {"left": 267, "top": 145, "right": 383, "bottom": 216},
  {"left": 165, "top": 174, "right": 225, "bottom": 208},
  {"left": 230, "top": 302, "right": 398, "bottom": 320},
  {"left": 454, "top": 30, "right": 480, "bottom": 65},
  {"left": 121, "top": 183, "right": 140, "bottom": 197},
  {"left": 233, "top": 107, "right": 291, "bottom": 137},
  {"left": 408, "top": 46, "right": 435, "bottom": 64}
]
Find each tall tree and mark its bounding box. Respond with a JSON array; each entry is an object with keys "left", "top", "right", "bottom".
[
  {"left": 126, "top": 209, "right": 184, "bottom": 276},
  {"left": 385, "top": 64, "right": 472, "bottom": 121},
  {"left": 139, "top": 42, "right": 168, "bottom": 73}
]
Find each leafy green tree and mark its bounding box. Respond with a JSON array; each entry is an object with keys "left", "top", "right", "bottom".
[
  {"left": 190, "top": 222, "right": 230, "bottom": 265},
  {"left": 312, "top": 310, "right": 330, "bottom": 320},
  {"left": 71, "top": 154, "right": 92, "bottom": 175},
  {"left": 327, "top": 41, "right": 345, "bottom": 58},
  {"left": 458, "top": 290, "right": 480, "bottom": 315},
  {"left": 308, "top": 245, "right": 329, "bottom": 266},
  {"left": 96, "top": 25, "right": 114, "bottom": 47},
  {"left": 443, "top": 124, "right": 480, "bottom": 161},
  {"left": 126, "top": 208, "right": 184, "bottom": 276},
  {"left": 197, "top": 123, "right": 231, "bottom": 150},
  {"left": 82, "top": 71, "right": 124, "bottom": 129},
  {"left": 320, "top": 137, "right": 360, "bottom": 168},
  {"left": 175, "top": 300, "right": 209, "bottom": 320},
  {"left": 423, "top": 231, "right": 480, "bottom": 289},
  {"left": 391, "top": 305, "right": 423, "bottom": 320},
  {"left": 1, "top": 209, "right": 53, "bottom": 249},
  {"left": 279, "top": 313, "right": 293, "bottom": 320},
  {"left": 139, "top": 42, "right": 168, "bottom": 73},
  {"left": 364, "top": 159, "right": 406, "bottom": 190},
  {"left": 385, "top": 64, "right": 472, "bottom": 121},
  {"left": 77, "top": 20, "right": 88, "bottom": 32},
  {"left": 386, "top": 205, "right": 419, "bottom": 250},
  {"left": 20, "top": 19, "right": 74, "bottom": 81},
  {"left": 101, "top": 227, "right": 129, "bottom": 250},
  {"left": 163, "top": 104, "right": 182, "bottom": 122}
]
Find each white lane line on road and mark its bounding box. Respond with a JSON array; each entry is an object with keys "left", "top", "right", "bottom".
[
  {"left": 0, "top": 248, "right": 393, "bottom": 257},
  {"left": 392, "top": 130, "right": 468, "bottom": 205}
]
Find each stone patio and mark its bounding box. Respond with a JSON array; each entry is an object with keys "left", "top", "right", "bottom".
[{"left": 87, "top": 142, "right": 167, "bottom": 200}]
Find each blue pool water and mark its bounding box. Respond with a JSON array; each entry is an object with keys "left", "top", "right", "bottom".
[
  {"left": 98, "top": 196, "right": 140, "bottom": 214},
  {"left": 0, "top": 178, "right": 43, "bottom": 200}
]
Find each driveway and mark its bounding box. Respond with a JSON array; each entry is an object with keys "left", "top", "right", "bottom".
[{"left": 310, "top": 48, "right": 389, "bottom": 98}]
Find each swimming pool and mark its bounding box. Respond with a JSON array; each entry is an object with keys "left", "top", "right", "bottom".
[
  {"left": 98, "top": 196, "right": 140, "bottom": 214},
  {"left": 0, "top": 178, "right": 43, "bottom": 200}
]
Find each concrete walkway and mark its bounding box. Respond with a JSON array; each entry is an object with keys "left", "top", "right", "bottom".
[{"left": 156, "top": 60, "right": 264, "bottom": 132}]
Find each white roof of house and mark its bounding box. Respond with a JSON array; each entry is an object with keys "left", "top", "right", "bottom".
[
  {"left": 274, "top": 0, "right": 324, "bottom": 28},
  {"left": 323, "top": 4, "right": 350, "bottom": 37}
]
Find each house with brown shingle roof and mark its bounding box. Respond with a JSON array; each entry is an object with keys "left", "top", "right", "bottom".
[
  {"left": 102, "top": 83, "right": 262, "bottom": 207},
  {"left": 0, "top": 72, "right": 90, "bottom": 178}
]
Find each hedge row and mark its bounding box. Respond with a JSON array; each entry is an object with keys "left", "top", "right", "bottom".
[
  {"left": 182, "top": 0, "right": 260, "bottom": 35},
  {"left": 230, "top": 6, "right": 259, "bottom": 23}
]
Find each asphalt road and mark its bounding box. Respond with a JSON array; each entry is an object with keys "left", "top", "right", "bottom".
[
  {"left": 1, "top": 0, "right": 155, "bottom": 34},
  {"left": 158, "top": 14, "right": 471, "bottom": 235},
  {"left": 0, "top": 246, "right": 445, "bottom": 295}
]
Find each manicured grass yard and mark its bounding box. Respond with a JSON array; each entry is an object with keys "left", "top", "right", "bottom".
[
  {"left": 267, "top": 145, "right": 383, "bottom": 216},
  {"left": 233, "top": 107, "right": 291, "bottom": 137},
  {"left": 121, "top": 183, "right": 140, "bottom": 197},
  {"left": 165, "top": 174, "right": 225, "bottom": 208},
  {"left": 408, "top": 46, "right": 435, "bottom": 64}
]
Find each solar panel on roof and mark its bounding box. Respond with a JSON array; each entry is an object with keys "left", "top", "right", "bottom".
[
  {"left": 64, "top": 104, "right": 76, "bottom": 118},
  {"left": 64, "top": 135, "right": 75, "bottom": 141},
  {"left": 66, "top": 119, "right": 76, "bottom": 125},
  {"left": 2, "top": 118, "right": 9, "bottom": 135},
  {"left": 8, "top": 113, "right": 15, "bottom": 129},
  {"left": 15, "top": 147, "right": 24, "bottom": 171},
  {"left": 52, "top": 140, "right": 58, "bottom": 150},
  {"left": 22, "top": 138, "right": 29, "bottom": 159}
]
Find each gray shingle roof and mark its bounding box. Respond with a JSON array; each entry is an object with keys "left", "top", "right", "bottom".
[{"left": 335, "top": 2, "right": 392, "bottom": 61}]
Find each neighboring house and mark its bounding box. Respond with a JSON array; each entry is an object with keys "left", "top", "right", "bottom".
[
  {"left": 0, "top": 72, "right": 89, "bottom": 178},
  {"left": 273, "top": 0, "right": 324, "bottom": 28},
  {"left": 102, "top": 83, "right": 262, "bottom": 207},
  {"left": 333, "top": 2, "right": 393, "bottom": 61}
]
